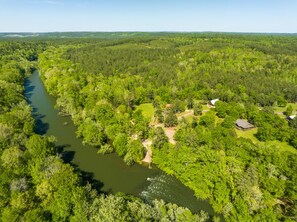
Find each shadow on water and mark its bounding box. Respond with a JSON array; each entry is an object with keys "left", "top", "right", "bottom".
[
  {"left": 24, "top": 78, "right": 49, "bottom": 134},
  {"left": 56, "top": 144, "right": 106, "bottom": 194},
  {"left": 78, "top": 168, "right": 106, "bottom": 193},
  {"left": 24, "top": 79, "right": 35, "bottom": 101},
  {"left": 70, "top": 162, "right": 106, "bottom": 194},
  {"left": 34, "top": 113, "right": 49, "bottom": 135},
  {"left": 56, "top": 144, "right": 74, "bottom": 162}
]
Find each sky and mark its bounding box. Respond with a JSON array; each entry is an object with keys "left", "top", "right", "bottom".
[{"left": 0, "top": 0, "right": 296, "bottom": 33}]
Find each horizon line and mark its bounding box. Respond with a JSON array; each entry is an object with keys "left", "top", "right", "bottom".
[{"left": 0, "top": 31, "right": 297, "bottom": 34}]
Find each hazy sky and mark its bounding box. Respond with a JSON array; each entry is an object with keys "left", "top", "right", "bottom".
[{"left": 0, "top": 0, "right": 296, "bottom": 33}]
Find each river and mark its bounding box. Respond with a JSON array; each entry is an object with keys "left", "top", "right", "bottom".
[{"left": 24, "top": 70, "right": 215, "bottom": 216}]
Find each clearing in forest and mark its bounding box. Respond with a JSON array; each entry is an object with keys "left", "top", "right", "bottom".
[
  {"left": 136, "top": 103, "right": 155, "bottom": 121},
  {"left": 274, "top": 103, "right": 297, "bottom": 117},
  {"left": 235, "top": 128, "right": 297, "bottom": 154},
  {"left": 177, "top": 109, "right": 194, "bottom": 120}
]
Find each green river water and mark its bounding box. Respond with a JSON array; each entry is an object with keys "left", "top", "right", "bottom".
[{"left": 24, "top": 70, "right": 215, "bottom": 216}]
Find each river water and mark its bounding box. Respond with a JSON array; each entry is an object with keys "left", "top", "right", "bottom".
[{"left": 24, "top": 70, "right": 215, "bottom": 216}]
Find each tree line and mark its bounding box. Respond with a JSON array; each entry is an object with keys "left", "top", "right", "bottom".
[
  {"left": 36, "top": 34, "right": 297, "bottom": 221},
  {"left": 0, "top": 40, "right": 209, "bottom": 221}
]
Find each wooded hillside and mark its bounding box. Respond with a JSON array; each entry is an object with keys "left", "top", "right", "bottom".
[{"left": 37, "top": 34, "right": 297, "bottom": 221}]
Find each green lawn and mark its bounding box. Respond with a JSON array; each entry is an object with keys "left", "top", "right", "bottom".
[
  {"left": 202, "top": 105, "right": 210, "bottom": 111},
  {"left": 235, "top": 128, "right": 258, "bottom": 143},
  {"left": 235, "top": 128, "right": 297, "bottom": 154},
  {"left": 273, "top": 103, "right": 297, "bottom": 115},
  {"left": 136, "top": 103, "right": 154, "bottom": 121}
]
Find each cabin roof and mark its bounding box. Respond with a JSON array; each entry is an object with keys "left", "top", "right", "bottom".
[{"left": 236, "top": 119, "right": 254, "bottom": 129}]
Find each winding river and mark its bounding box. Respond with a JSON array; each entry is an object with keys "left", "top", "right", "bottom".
[{"left": 24, "top": 70, "right": 215, "bottom": 216}]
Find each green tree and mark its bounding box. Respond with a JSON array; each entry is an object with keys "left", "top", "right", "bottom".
[
  {"left": 285, "top": 105, "right": 293, "bottom": 116},
  {"left": 124, "top": 139, "right": 144, "bottom": 165},
  {"left": 164, "top": 111, "right": 178, "bottom": 127},
  {"left": 153, "top": 127, "right": 168, "bottom": 149},
  {"left": 215, "top": 101, "right": 227, "bottom": 118},
  {"left": 193, "top": 103, "right": 203, "bottom": 116},
  {"left": 155, "top": 109, "right": 164, "bottom": 123},
  {"left": 199, "top": 111, "right": 216, "bottom": 128},
  {"left": 222, "top": 116, "right": 236, "bottom": 129},
  {"left": 113, "top": 133, "right": 128, "bottom": 157},
  {"left": 187, "top": 96, "right": 194, "bottom": 109},
  {"left": 97, "top": 143, "right": 114, "bottom": 155}
]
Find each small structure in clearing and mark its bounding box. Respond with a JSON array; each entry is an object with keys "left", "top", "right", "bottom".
[
  {"left": 236, "top": 119, "right": 254, "bottom": 131},
  {"left": 209, "top": 99, "right": 219, "bottom": 107},
  {"left": 288, "top": 115, "right": 296, "bottom": 120}
]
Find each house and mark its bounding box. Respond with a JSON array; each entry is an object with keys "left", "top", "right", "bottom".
[
  {"left": 209, "top": 99, "right": 219, "bottom": 106},
  {"left": 288, "top": 115, "right": 296, "bottom": 121},
  {"left": 235, "top": 119, "right": 254, "bottom": 131}
]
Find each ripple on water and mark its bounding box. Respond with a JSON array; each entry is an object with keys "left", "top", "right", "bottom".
[{"left": 140, "top": 174, "right": 216, "bottom": 216}]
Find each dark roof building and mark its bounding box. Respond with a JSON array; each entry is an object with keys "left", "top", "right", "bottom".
[{"left": 236, "top": 119, "right": 254, "bottom": 131}]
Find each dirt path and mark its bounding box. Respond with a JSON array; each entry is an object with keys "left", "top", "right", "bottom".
[
  {"left": 142, "top": 140, "right": 152, "bottom": 163},
  {"left": 142, "top": 149, "right": 152, "bottom": 163},
  {"left": 177, "top": 109, "right": 193, "bottom": 120},
  {"left": 153, "top": 123, "right": 177, "bottom": 144},
  {"left": 164, "top": 127, "right": 177, "bottom": 144}
]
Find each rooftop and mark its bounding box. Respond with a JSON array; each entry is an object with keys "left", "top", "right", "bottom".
[{"left": 236, "top": 119, "right": 254, "bottom": 129}]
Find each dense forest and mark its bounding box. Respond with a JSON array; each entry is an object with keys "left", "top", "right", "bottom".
[
  {"left": 0, "top": 40, "right": 209, "bottom": 221},
  {"left": 1, "top": 33, "right": 297, "bottom": 221}
]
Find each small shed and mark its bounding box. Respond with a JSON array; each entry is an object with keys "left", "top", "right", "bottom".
[
  {"left": 288, "top": 115, "right": 296, "bottom": 120},
  {"left": 236, "top": 119, "right": 254, "bottom": 131},
  {"left": 210, "top": 99, "right": 219, "bottom": 106}
]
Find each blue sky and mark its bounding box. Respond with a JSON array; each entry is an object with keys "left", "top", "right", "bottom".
[{"left": 0, "top": 0, "right": 296, "bottom": 33}]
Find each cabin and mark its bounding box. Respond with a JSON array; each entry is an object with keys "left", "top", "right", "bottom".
[
  {"left": 287, "top": 115, "right": 296, "bottom": 121},
  {"left": 209, "top": 99, "right": 219, "bottom": 107},
  {"left": 236, "top": 119, "right": 254, "bottom": 131}
]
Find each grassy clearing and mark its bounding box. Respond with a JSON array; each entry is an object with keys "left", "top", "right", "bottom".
[
  {"left": 176, "top": 110, "right": 191, "bottom": 117},
  {"left": 235, "top": 128, "right": 258, "bottom": 143},
  {"left": 202, "top": 105, "right": 210, "bottom": 111},
  {"left": 235, "top": 128, "right": 297, "bottom": 154},
  {"left": 184, "top": 115, "right": 194, "bottom": 123},
  {"left": 136, "top": 103, "right": 154, "bottom": 120},
  {"left": 273, "top": 103, "right": 297, "bottom": 115}
]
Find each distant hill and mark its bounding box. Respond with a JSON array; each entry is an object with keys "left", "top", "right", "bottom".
[
  {"left": 0, "top": 32, "right": 177, "bottom": 39},
  {"left": 0, "top": 32, "right": 297, "bottom": 39}
]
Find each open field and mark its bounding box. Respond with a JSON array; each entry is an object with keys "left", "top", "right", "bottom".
[
  {"left": 235, "top": 128, "right": 258, "bottom": 143},
  {"left": 136, "top": 103, "right": 154, "bottom": 120},
  {"left": 235, "top": 128, "right": 297, "bottom": 154},
  {"left": 274, "top": 103, "right": 297, "bottom": 117}
]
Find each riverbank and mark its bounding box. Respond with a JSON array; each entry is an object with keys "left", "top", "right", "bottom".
[{"left": 25, "top": 70, "right": 216, "bottom": 216}]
